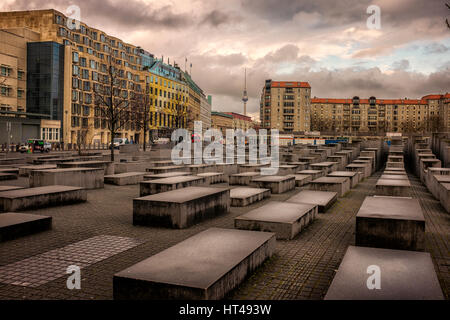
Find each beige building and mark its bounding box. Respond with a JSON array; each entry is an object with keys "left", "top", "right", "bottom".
[
  {"left": 182, "top": 71, "right": 211, "bottom": 132},
  {"left": 224, "top": 112, "right": 253, "bottom": 131},
  {"left": 260, "top": 79, "right": 311, "bottom": 132},
  {"left": 310, "top": 94, "right": 450, "bottom": 134},
  {"left": 0, "top": 28, "right": 39, "bottom": 116},
  {"left": 0, "top": 10, "right": 194, "bottom": 146},
  {"left": 200, "top": 94, "right": 211, "bottom": 130},
  {"left": 211, "top": 111, "right": 233, "bottom": 135}
]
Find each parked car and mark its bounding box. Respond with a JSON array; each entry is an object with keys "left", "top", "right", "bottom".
[
  {"left": 154, "top": 138, "right": 170, "bottom": 145},
  {"left": 18, "top": 143, "right": 29, "bottom": 153},
  {"left": 26, "top": 139, "right": 49, "bottom": 153},
  {"left": 109, "top": 138, "right": 129, "bottom": 149},
  {"left": 43, "top": 142, "right": 52, "bottom": 152}
]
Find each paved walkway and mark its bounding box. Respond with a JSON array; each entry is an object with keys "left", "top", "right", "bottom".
[{"left": 0, "top": 170, "right": 448, "bottom": 300}]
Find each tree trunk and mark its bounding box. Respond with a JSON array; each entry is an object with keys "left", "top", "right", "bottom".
[
  {"left": 143, "top": 129, "right": 147, "bottom": 152},
  {"left": 110, "top": 131, "right": 115, "bottom": 162}
]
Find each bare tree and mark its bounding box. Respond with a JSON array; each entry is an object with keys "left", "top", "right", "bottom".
[
  {"left": 93, "top": 56, "right": 134, "bottom": 161},
  {"left": 175, "top": 104, "right": 196, "bottom": 131},
  {"left": 427, "top": 114, "right": 441, "bottom": 132},
  {"left": 133, "top": 85, "right": 152, "bottom": 152},
  {"left": 76, "top": 127, "right": 90, "bottom": 156},
  {"left": 446, "top": 3, "right": 450, "bottom": 29}
]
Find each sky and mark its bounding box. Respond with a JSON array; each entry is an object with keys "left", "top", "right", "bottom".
[{"left": 1, "top": 0, "right": 450, "bottom": 121}]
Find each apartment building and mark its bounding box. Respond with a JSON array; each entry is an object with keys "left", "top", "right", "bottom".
[
  {"left": 310, "top": 94, "right": 450, "bottom": 134},
  {"left": 0, "top": 27, "right": 62, "bottom": 144},
  {"left": 211, "top": 111, "right": 233, "bottom": 135},
  {"left": 0, "top": 9, "right": 203, "bottom": 145},
  {"left": 224, "top": 112, "right": 253, "bottom": 131},
  {"left": 139, "top": 49, "right": 189, "bottom": 138},
  {"left": 182, "top": 71, "right": 211, "bottom": 132},
  {"left": 0, "top": 28, "right": 38, "bottom": 115},
  {"left": 260, "top": 79, "right": 311, "bottom": 132}
]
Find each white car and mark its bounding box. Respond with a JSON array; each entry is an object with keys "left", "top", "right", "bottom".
[
  {"left": 154, "top": 138, "right": 170, "bottom": 145},
  {"left": 43, "top": 142, "right": 52, "bottom": 152},
  {"left": 109, "top": 138, "right": 128, "bottom": 149},
  {"left": 18, "top": 144, "right": 29, "bottom": 153}
]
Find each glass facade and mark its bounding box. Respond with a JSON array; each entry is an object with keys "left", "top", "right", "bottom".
[{"left": 26, "top": 42, "right": 65, "bottom": 122}]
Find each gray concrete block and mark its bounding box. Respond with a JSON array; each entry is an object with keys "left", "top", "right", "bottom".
[
  {"left": 0, "top": 212, "right": 52, "bottom": 242},
  {"left": 310, "top": 177, "right": 350, "bottom": 197},
  {"left": 139, "top": 176, "right": 206, "bottom": 196},
  {"left": 376, "top": 179, "right": 411, "bottom": 197},
  {"left": 229, "top": 172, "right": 260, "bottom": 185},
  {"left": 113, "top": 228, "right": 275, "bottom": 299},
  {"left": 356, "top": 196, "right": 424, "bottom": 251},
  {"left": 133, "top": 186, "right": 230, "bottom": 228},
  {"left": 30, "top": 168, "right": 104, "bottom": 189},
  {"left": 251, "top": 175, "right": 295, "bottom": 194},
  {"left": 0, "top": 186, "right": 87, "bottom": 211},
  {"left": 104, "top": 172, "right": 147, "bottom": 185},
  {"left": 230, "top": 187, "right": 271, "bottom": 207},
  {"left": 325, "top": 246, "right": 444, "bottom": 300},
  {"left": 327, "top": 171, "right": 359, "bottom": 188},
  {"left": 235, "top": 201, "right": 317, "bottom": 239},
  {"left": 287, "top": 190, "right": 337, "bottom": 213}
]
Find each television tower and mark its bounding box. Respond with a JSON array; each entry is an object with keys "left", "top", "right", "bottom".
[{"left": 242, "top": 68, "right": 248, "bottom": 116}]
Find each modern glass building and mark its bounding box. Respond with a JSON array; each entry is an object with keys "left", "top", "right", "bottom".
[{"left": 26, "top": 41, "right": 65, "bottom": 122}]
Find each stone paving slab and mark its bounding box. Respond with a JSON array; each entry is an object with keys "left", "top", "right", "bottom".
[{"left": 0, "top": 235, "right": 142, "bottom": 288}]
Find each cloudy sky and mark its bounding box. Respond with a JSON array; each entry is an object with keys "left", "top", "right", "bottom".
[{"left": 2, "top": 0, "right": 450, "bottom": 120}]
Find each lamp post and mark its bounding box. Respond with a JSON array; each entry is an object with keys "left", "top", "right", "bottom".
[{"left": 6, "top": 121, "right": 11, "bottom": 154}]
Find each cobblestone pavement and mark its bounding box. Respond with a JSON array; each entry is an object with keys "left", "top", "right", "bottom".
[{"left": 0, "top": 170, "right": 448, "bottom": 300}]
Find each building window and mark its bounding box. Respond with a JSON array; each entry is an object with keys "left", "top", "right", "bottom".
[
  {"left": 72, "top": 65, "right": 80, "bottom": 76},
  {"left": 82, "top": 69, "right": 89, "bottom": 79},
  {"left": 83, "top": 105, "right": 90, "bottom": 116}
]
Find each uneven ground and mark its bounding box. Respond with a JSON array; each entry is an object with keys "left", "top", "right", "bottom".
[{"left": 0, "top": 169, "right": 448, "bottom": 300}]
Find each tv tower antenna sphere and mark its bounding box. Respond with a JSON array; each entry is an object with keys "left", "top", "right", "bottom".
[{"left": 242, "top": 68, "right": 248, "bottom": 115}]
